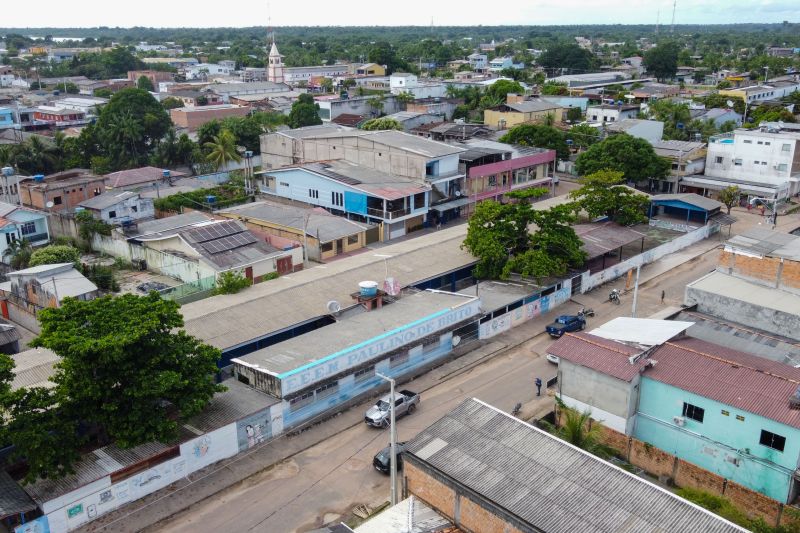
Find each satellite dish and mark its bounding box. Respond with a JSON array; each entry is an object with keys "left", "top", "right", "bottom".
[
  {"left": 726, "top": 100, "right": 734, "bottom": 108},
  {"left": 326, "top": 300, "right": 341, "bottom": 314},
  {"left": 452, "top": 335, "right": 461, "bottom": 347},
  {"left": 45, "top": 201, "right": 54, "bottom": 208},
  {"left": 455, "top": 190, "right": 462, "bottom": 197}
]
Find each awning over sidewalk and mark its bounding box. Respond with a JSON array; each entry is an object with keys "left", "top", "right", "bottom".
[
  {"left": 430, "top": 197, "right": 473, "bottom": 213},
  {"left": 681, "top": 175, "right": 784, "bottom": 197}
]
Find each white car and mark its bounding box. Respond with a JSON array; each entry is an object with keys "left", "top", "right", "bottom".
[{"left": 546, "top": 353, "right": 559, "bottom": 364}]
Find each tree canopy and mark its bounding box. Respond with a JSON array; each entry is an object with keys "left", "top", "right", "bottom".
[
  {"left": 28, "top": 245, "right": 81, "bottom": 269},
  {"left": 575, "top": 134, "right": 670, "bottom": 184},
  {"left": 361, "top": 117, "right": 403, "bottom": 131},
  {"left": 2, "top": 293, "right": 225, "bottom": 482},
  {"left": 95, "top": 88, "right": 172, "bottom": 169},
  {"left": 538, "top": 43, "right": 597, "bottom": 73},
  {"left": 569, "top": 170, "right": 650, "bottom": 225},
  {"left": 288, "top": 93, "right": 323, "bottom": 129},
  {"left": 644, "top": 41, "right": 679, "bottom": 81},
  {"left": 500, "top": 124, "right": 570, "bottom": 160},
  {"left": 462, "top": 190, "right": 585, "bottom": 283}
]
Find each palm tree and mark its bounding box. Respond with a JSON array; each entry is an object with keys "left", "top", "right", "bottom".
[
  {"left": 204, "top": 130, "right": 242, "bottom": 171},
  {"left": 541, "top": 112, "right": 556, "bottom": 127},
  {"left": 548, "top": 397, "right": 615, "bottom": 458},
  {"left": 4, "top": 238, "right": 32, "bottom": 269},
  {"left": 105, "top": 110, "right": 144, "bottom": 167}
]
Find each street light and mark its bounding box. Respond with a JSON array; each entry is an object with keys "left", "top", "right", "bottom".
[{"left": 375, "top": 372, "right": 398, "bottom": 506}]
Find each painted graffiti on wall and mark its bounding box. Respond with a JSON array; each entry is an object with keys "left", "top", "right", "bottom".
[
  {"left": 236, "top": 408, "right": 272, "bottom": 452},
  {"left": 479, "top": 283, "right": 571, "bottom": 340},
  {"left": 179, "top": 423, "right": 238, "bottom": 472},
  {"left": 14, "top": 516, "right": 50, "bottom": 533}
]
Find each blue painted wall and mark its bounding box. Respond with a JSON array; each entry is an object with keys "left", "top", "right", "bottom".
[
  {"left": 0, "top": 108, "right": 13, "bottom": 127},
  {"left": 635, "top": 377, "right": 800, "bottom": 502},
  {"left": 344, "top": 191, "right": 367, "bottom": 215},
  {"left": 281, "top": 332, "right": 454, "bottom": 428}
]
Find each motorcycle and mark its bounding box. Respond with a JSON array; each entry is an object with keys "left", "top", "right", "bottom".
[
  {"left": 511, "top": 403, "right": 522, "bottom": 417},
  {"left": 578, "top": 307, "right": 595, "bottom": 317},
  {"left": 609, "top": 289, "right": 621, "bottom": 305}
]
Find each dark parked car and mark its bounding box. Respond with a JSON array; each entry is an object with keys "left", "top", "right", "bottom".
[
  {"left": 545, "top": 314, "right": 586, "bottom": 338},
  {"left": 373, "top": 442, "right": 406, "bottom": 474}
]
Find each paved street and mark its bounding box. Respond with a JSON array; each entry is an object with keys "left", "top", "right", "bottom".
[{"left": 153, "top": 241, "right": 723, "bottom": 533}]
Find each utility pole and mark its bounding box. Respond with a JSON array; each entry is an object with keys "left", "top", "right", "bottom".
[
  {"left": 376, "top": 373, "right": 397, "bottom": 506},
  {"left": 630, "top": 265, "right": 641, "bottom": 318},
  {"left": 670, "top": 0, "right": 677, "bottom": 34}
]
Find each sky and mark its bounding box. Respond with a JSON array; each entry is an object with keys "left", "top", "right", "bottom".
[{"left": 2, "top": 0, "right": 798, "bottom": 28}]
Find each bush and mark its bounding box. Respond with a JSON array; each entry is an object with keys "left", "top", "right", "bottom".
[
  {"left": 83, "top": 264, "right": 119, "bottom": 292},
  {"left": 212, "top": 270, "right": 252, "bottom": 295},
  {"left": 28, "top": 245, "right": 81, "bottom": 269}
]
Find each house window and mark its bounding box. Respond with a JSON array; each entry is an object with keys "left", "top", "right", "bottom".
[
  {"left": 109, "top": 210, "right": 117, "bottom": 218},
  {"left": 308, "top": 189, "right": 319, "bottom": 199},
  {"left": 331, "top": 191, "right": 343, "bottom": 206},
  {"left": 280, "top": 182, "right": 289, "bottom": 187},
  {"left": 315, "top": 380, "right": 338, "bottom": 399},
  {"left": 19, "top": 221, "right": 36, "bottom": 236},
  {"left": 5, "top": 233, "right": 16, "bottom": 245},
  {"left": 320, "top": 241, "right": 333, "bottom": 252},
  {"left": 53, "top": 196, "right": 62, "bottom": 205},
  {"left": 734, "top": 159, "right": 742, "bottom": 166},
  {"left": 757, "top": 141, "right": 763, "bottom": 145},
  {"left": 778, "top": 163, "right": 788, "bottom": 172},
  {"left": 347, "top": 234, "right": 359, "bottom": 245},
  {"left": 754, "top": 161, "right": 760, "bottom": 165},
  {"left": 715, "top": 156, "right": 723, "bottom": 164},
  {"left": 721, "top": 410, "right": 730, "bottom": 416},
  {"left": 682, "top": 402, "right": 705, "bottom": 423},
  {"left": 132, "top": 205, "right": 138, "bottom": 213},
  {"left": 764, "top": 142, "right": 771, "bottom": 146},
  {"left": 354, "top": 365, "right": 374, "bottom": 382},
  {"left": 289, "top": 391, "right": 314, "bottom": 411},
  {"left": 389, "top": 352, "right": 409, "bottom": 368},
  {"left": 782, "top": 144, "right": 791, "bottom": 152},
  {"left": 743, "top": 140, "right": 752, "bottom": 144},
  {"left": 760, "top": 430, "right": 786, "bottom": 452},
  {"left": 761, "top": 161, "right": 767, "bottom": 166},
  {"left": 736, "top": 414, "right": 745, "bottom": 421}
]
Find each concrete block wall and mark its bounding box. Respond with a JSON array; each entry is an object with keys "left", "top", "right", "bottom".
[
  {"left": 719, "top": 249, "right": 800, "bottom": 295},
  {"left": 598, "top": 425, "right": 794, "bottom": 526},
  {"left": 405, "top": 462, "right": 456, "bottom": 517}
]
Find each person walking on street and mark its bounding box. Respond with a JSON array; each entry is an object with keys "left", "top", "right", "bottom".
[
  {"left": 661, "top": 290, "right": 665, "bottom": 304},
  {"left": 535, "top": 377, "right": 542, "bottom": 396}
]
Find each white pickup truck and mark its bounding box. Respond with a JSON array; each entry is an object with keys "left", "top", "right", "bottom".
[{"left": 364, "top": 390, "right": 420, "bottom": 428}]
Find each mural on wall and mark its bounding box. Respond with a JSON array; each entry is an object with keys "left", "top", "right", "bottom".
[
  {"left": 479, "top": 282, "right": 570, "bottom": 340},
  {"left": 15, "top": 516, "right": 50, "bottom": 533},
  {"left": 236, "top": 409, "right": 272, "bottom": 452},
  {"left": 179, "top": 423, "right": 238, "bottom": 472}
]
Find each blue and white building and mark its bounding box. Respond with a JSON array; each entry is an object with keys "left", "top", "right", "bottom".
[
  {"left": 232, "top": 289, "right": 481, "bottom": 430},
  {"left": 0, "top": 107, "right": 15, "bottom": 129},
  {"left": 0, "top": 201, "right": 50, "bottom": 259},
  {"left": 259, "top": 127, "right": 468, "bottom": 239}
]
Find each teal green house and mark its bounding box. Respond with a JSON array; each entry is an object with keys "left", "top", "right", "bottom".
[{"left": 634, "top": 338, "right": 800, "bottom": 503}]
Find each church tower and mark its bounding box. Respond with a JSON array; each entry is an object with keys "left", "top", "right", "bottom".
[{"left": 267, "top": 36, "right": 284, "bottom": 84}]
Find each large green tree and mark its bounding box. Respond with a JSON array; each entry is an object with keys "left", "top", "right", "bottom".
[
  {"left": 95, "top": 88, "right": 172, "bottom": 169},
  {"left": 204, "top": 130, "right": 242, "bottom": 170},
  {"left": 462, "top": 190, "right": 585, "bottom": 282},
  {"left": 32, "top": 293, "right": 224, "bottom": 450},
  {"left": 575, "top": 134, "right": 670, "bottom": 185},
  {"left": 288, "top": 93, "right": 323, "bottom": 129},
  {"left": 28, "top": 245, "right": 81, "bottom": 269},
  {"left": 538, "top": 43, "right": 597, "bottom": 73},
  {"left": 644, "top": 41, "right": 680, "bottom": 82},
  {"left": 485, "top": 79, "right": 525, "bottom": 102},
  {"left": 569, "top": 170, "right": 650, "bottom": 225},
  {"left": 136, "top": 75, "right": 154, "bottom": 92},
  {"left": 361, "top": 117, "right": 403, "bottom": 131},
  {"left": 500, "top": 124, "right": 570, "bottom": 160}
]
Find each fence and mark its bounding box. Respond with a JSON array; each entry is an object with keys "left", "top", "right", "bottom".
[
  {"left": 158, "top": 275, "right": 216, "bottom": 304},
  {"left": 581, "top": 223, "right": 718, "bottom": 293}
]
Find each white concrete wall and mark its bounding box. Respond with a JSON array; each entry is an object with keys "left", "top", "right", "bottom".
[
  {"left": 582, "top": 223, "right": 716, "bottom": 292},
  {"left": 705, "top": 132, "right": 798, "bottom": 191}
]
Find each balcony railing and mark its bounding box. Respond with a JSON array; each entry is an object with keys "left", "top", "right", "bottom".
[
  {"left": 25, "top": 233, "right": 49, "bottom": 244},
  {"left": 366, "top": 206, "right": 412, "bottom": 220}
]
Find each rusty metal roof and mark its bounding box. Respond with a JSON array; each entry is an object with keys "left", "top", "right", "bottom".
[
  {"left": 646, "top": 337, "right": 800, "bottom": 429},
  {"left": 573, "top": 222, "right": 647, "bottom": 259},
  {"left": 547, "top": 332, "right": 648, "bottom": 382}
]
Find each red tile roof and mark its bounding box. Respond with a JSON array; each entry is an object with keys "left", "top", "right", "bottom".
[
  {"left": 646, "top": 337, "right": 800, "bottom": 429},
  {"left": 331, "top": 114, "right": 365, "bottom": 127},
  {"left": 547, "top": 332, "right": 647, "bottom": 382}
]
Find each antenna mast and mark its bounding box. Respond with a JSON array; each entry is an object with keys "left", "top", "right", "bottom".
[
  {"left": 670, "top": 0, "right": 677, "bottom": 34},
  {"left": 655, "top": 10, "right": 660, "bottom": 35}
]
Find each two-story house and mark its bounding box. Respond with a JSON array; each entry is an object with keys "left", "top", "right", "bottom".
[
  {"left": 257, "top": 160, "right": 429, "bottom": 241},
  {"left": 694, "top": 123, "right": 800, "bottom": 199},
  {"left": 260, "top": 125, "right": 466, "bottom": 216},
  {"left": 483, "top": 94, "right": 565, "bottom": 129},
  {"left": 19, "top": 169, "right": 105, "bottom": 213},
  {"left": 467, "top": 53, "right": 488, "bottom": 71}
]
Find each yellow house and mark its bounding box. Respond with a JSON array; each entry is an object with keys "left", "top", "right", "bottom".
[
  {"left": 483, "top": 96, "right": 565, "bottom": 129},
  {"left": 356, "top": 63, "right": 386, "bottom": 76}
]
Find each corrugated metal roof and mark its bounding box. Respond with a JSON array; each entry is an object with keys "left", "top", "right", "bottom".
[
  {"left": 405, "top": 399, "right": 746, "bottom": 533},
  {"left": 78, "top": 191, "right": 139, "bottom": 210},
  {"left": 589, "top": 317, "right": 693, "bottom": 346},
  {"left": 646, "top": 337, "right": 800, "bottom": 429},
  {"left": 573, "top": 222, "right": 647, "bottom": 259},
  {"left": 726, "top": 227, "right": 800, "bottom": 261},
  {"left": 650, "top": 193, "right": 723, "bottom": 212},
  {"left": 104, "top": 166, "right": 187, "bottom": 189},
  {"left": 688, "top": 271, "right": 800, "bottom": 317},
  {"left": 11, "top": 347, "right": 59, "bottom": 391},
  {"left": 0, "top": 471, "right": 36, "bottom": 519},
  {"left": 547, "top": 333, "right": 647, "bottom": 382}
]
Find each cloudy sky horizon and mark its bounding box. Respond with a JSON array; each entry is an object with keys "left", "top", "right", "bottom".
[{"left": 2, "top": 0, "right": 798, "bottom": 29}]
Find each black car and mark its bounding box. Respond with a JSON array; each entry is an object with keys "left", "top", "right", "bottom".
[{"left": 373, "top": 442, "right": 406, "bottom": 474}]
